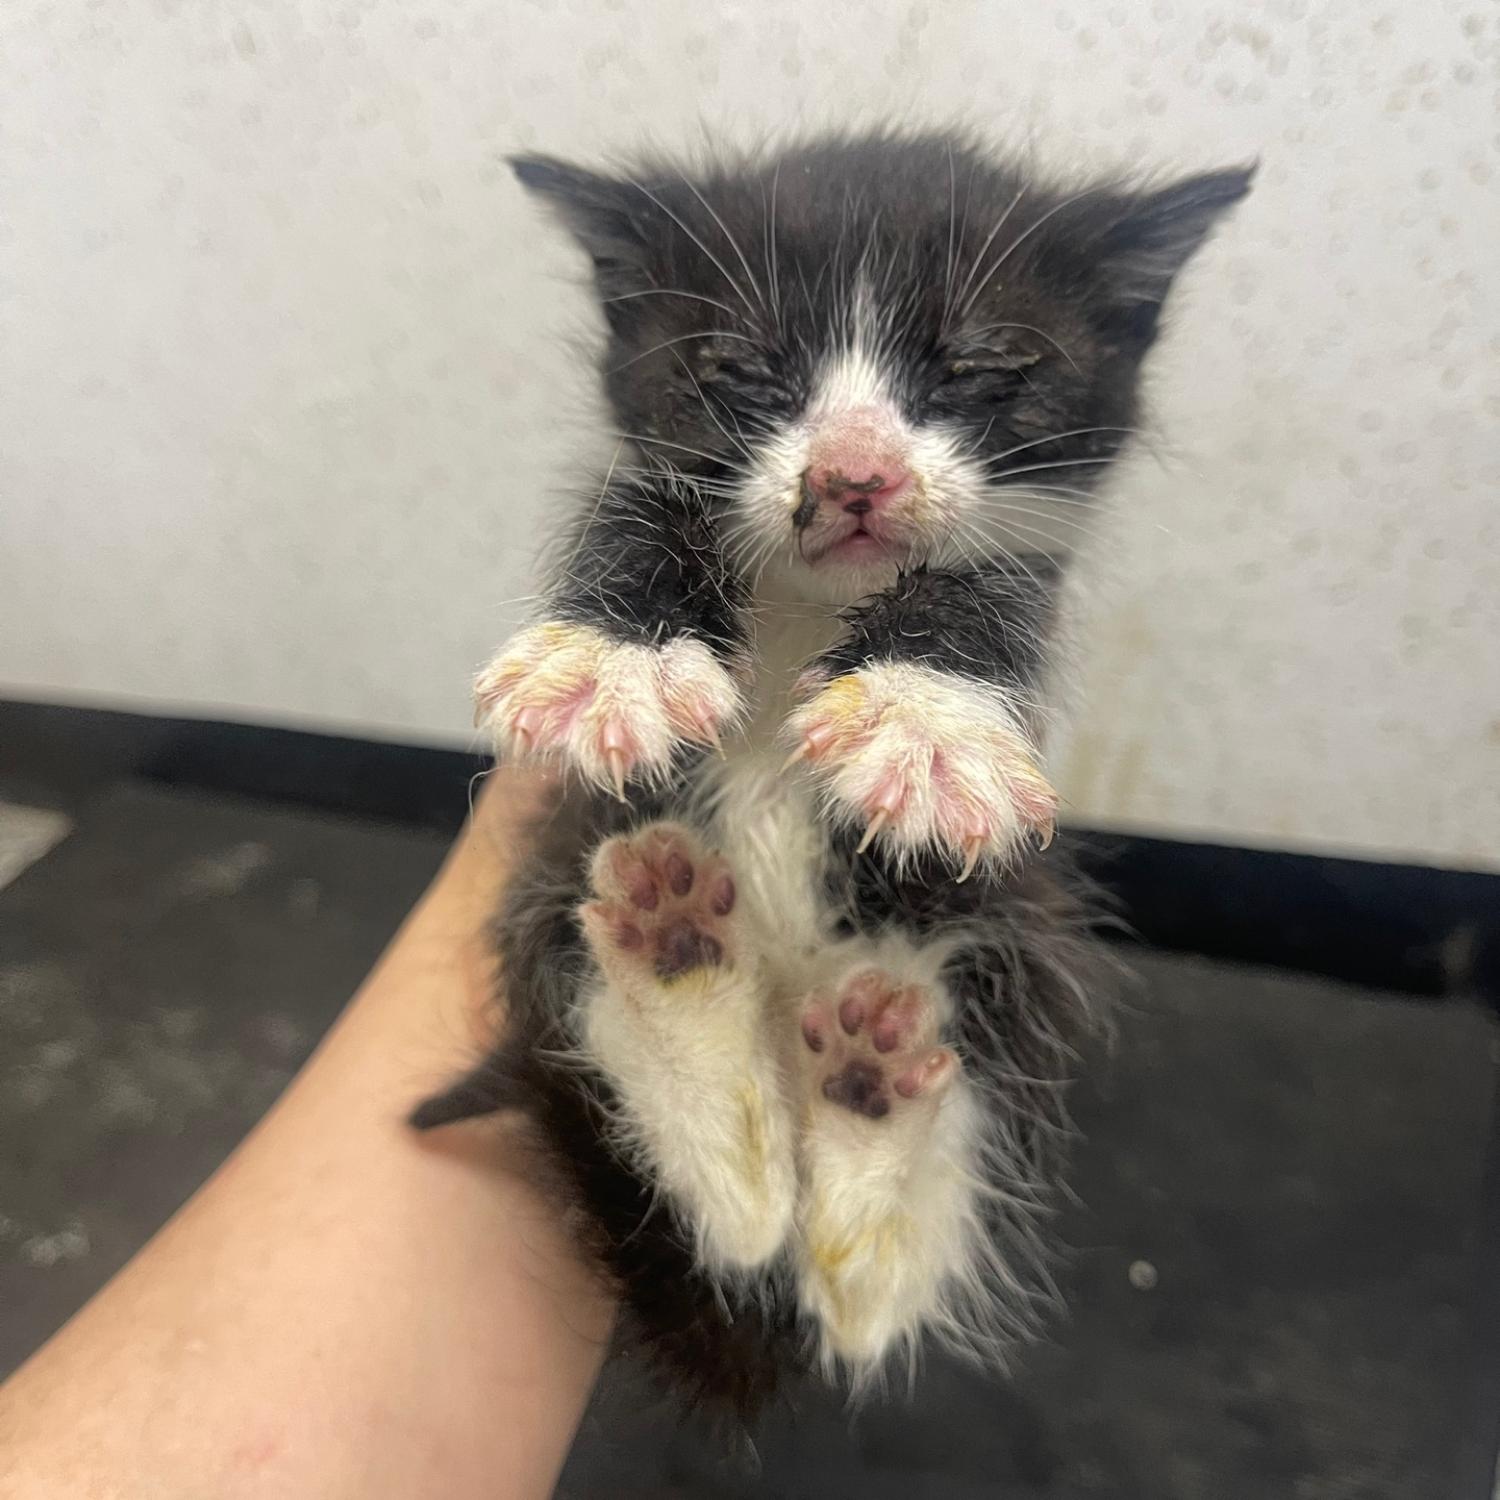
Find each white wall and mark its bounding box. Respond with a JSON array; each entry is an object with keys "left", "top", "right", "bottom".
[{"left": 2, "top": 2, "right": 1497, "bottom": 870}]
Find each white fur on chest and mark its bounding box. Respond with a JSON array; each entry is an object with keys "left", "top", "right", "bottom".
[
  {"left": 689, "top": 608, "right": 843, "bottom": 990},
  {"left": 739, "top": 606, "right": 844, "bottom": 749}
]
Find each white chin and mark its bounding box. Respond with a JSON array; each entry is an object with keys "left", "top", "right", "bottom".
[{"left": 755, "top": 551, "right": 902, "bottom": 607}]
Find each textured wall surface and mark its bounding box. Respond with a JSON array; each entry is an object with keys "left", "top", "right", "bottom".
[{"left": 2, "top": 2, "right": 1496, "bottom": 868}]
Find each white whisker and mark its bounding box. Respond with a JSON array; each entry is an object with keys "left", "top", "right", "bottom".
[
  {"left": 958, "top": 185, "right": 1103, "bottom": 320},
  {"left": 951, "top": 183, "right": 1027, "bottom": 323},
  {"left": 610, "top": 330, "right": 757, "bottom": 374},
  {"left": 669, "top": 351, "right": 752, "bottom": 460},
  {"left": 600, "top": 288, "right": 740, "bottom": 318},
  {"left": 624, "top": 176, "right": 763, "bottom": 321},
  {"left": 611, "top": 431, "right": 738, "bottom": 468},
  {"left": 964, "top": 322, "right": 1081, "bottom": 375},
  {"left": 680, "top": 173, "right": 768, "bottom": 317},
  {"left": 983, "top": 425, "right": 1145, "bottom": 465},
  {"left": 986, "top": 456, "right": 1115, "bottom": 481}
]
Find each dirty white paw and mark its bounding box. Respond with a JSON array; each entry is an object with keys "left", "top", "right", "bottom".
[
  {"left": 782, "top": 661, "right": 1057, "bottom": 878},
  {"left": 799, "top": 968, "right": 958, "bottom": 1120},
  {"left": 794, "top": 967, "right": 970, "bottom": 1366},
  {"left": 578, "top": 822, "right": 795, "bottom": 1270},
  {"left": 580, "top": 822, "right": 740, "bottom": 985},
  {"left": 474, "top": 622, "right": 742, "bottom": 795}
]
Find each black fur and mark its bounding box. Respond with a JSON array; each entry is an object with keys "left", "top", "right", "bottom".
[
  {"left": 549, "top": 472, "right": 750, "bottom": 658},
  {"left": 816, "top": 561, "right": 1059, "bottom": 696},
  {"left": 516, "top": 132, "right": 1250, "bottom": 507},
  {"left": 415, "top": 129, "right": 1249, "bottom": 1423}
]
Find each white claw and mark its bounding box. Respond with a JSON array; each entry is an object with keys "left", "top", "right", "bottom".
[
  {"left": 854, "top": 810, "right": 888, "bottom": 855},
  {"left": 956, "top": 838, "right": 984, "bottom": 883},
  {"left": 780, "top": 742, "right": 810, "bottom": 774},
  {"left": 606, "top": 748, "right": 629, "bottom": 802},
  {"left": 695, "top": 718, "right": 725, "bottom": 756},
  {"left": 1035, "top": 818, "right": 1055, "bottom": 852}
]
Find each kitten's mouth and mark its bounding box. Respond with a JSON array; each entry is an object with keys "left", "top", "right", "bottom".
[
  {"left": 790, "top": 459, "right": 921, "bottom": 569},
  {"left": 802, "top": 521, "right": 906, "bottom": 568}
]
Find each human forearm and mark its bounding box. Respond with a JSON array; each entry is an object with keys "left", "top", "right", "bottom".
[{"left": 0, "top": 769, "right": 612, "bottom": 1500}]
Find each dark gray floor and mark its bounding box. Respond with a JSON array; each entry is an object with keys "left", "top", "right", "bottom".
[{"left": 2, "top": 780, "right": 1495, "bottom": 1499}]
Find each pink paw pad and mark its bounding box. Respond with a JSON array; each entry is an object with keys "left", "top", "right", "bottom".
[
  {"left": 583, "top": 823, "right": 737, "bottom": 981},
  {"left": 800, "top": 970, "right": 957, "bottom": 1121}
]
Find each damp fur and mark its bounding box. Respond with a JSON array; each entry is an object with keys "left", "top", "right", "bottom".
[{"left": 414, "top": 128, "right": 1250, "bottom": 1423}]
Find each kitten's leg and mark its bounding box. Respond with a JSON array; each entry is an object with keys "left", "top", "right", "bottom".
[
  {"left": 783, "top": 563, "right": 1060, "bottom": 879},
  {"left": 792, "top": 967, "right": 985, "bottom": 1369},
  {"left": 579, "top": 821, "right": 796, "bottom": 1271},
  {"left": 476, "top": 476, "right": 751, "bottom": 795}
]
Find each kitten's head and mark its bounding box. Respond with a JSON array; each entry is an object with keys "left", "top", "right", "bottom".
[{"left": 515, "top": 133, "right": 1250, "bottom": 604}]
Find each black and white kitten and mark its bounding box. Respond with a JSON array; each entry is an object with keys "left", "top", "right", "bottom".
[{"left": 414, "top": 131, "right": 1250, "bottom": 1417}]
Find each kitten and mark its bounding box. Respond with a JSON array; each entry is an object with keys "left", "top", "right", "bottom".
[{"left": 414, "top": 131, "right": 1250, "bottom": 1417}]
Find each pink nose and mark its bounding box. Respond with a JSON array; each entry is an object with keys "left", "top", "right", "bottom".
[{"left": 803, "top": 464, "right": 911, "bottom": 512}]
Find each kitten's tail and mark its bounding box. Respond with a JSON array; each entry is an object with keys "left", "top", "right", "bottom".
[{"left": 408, "top": 1055, "right": 514, "bottom": 1130}]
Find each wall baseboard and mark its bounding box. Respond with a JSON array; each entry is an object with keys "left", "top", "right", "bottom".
[{"left": 3, "top": 697, "right": 1495, "bottom": 1005}]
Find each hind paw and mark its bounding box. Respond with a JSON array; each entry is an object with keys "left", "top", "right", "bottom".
[
  {"left": 799, "top": 969, "right": 956, "bottom": 1120},
  {"left": 580, "top": 822, "right": 738, "bottom": 984}
]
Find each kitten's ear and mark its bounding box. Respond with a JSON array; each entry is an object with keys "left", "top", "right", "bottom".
[
  {"left": 1094, "top": 164, "right": 1255, "bottom": 337},
  {"left": 510, "top": 155, "right": 652, "bottom": 299}
]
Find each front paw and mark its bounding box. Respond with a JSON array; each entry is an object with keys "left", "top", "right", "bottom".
[
  {"left": 782, "top": 662, "right": 1057, "bottom": 879},
  {"left": 475, "top": 622, "right": 742, "bottom": 795}
]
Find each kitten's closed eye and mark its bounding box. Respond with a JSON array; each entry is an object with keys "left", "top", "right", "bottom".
[
  {"left": 926, "top": 351, "right": 1043, "bottom": 415},
  {"left": 703, "top": 354, "right": 769, "bottom": 387},
  {"left": 944, "top": 353, "right": 1042, "bottom": 379},
  {"left": 946, "top": 343, "right": 1043, "bottom": 377},
  {"left": 698, "top": 350, "right": 801, "bottom": 420}
]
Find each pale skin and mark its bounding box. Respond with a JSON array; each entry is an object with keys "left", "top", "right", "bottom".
[{"left": 0, "top": 768, "right": 614, "bottom": 1500}]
